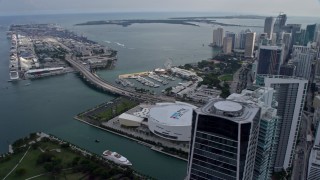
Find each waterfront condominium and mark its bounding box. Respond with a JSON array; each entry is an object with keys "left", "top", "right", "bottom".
[
  {"left": 223, "top": 37, "right": 233, "bottom": 54},
  {"left": 226, "top": 32, "right": 237, "bottom": 50},
  {"left": 264, "top": 17, "right": 275, "bottom": 39},
  {"left": 213, "top": 27, "right": 225, "bottom": 47},
  {"left": 244, "top": 32, "right": 256, "bottom": 58},
  {"left": 186, "top": 99, "right": 260, "bottom": 180},
  {"left": 256, "top": 75, "right": 308, "bottom": 172},
  {"left": 228, "top": 87, "right": 279, "bottom": 180}
]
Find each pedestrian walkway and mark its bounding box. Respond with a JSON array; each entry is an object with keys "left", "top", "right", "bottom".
[{"left": 3, "top": 146, "right": 31, "bottom": 180}]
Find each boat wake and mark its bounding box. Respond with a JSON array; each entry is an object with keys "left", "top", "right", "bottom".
[
  {"left": 115, "top": 42, "right": 125, "bottom": 47},
  {"left": 104, "top": 40, "right": 111, "bottom": 44}
]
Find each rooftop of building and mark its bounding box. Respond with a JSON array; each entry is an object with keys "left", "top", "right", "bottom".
[
  {"left": 256, "top": 74, "right": 308, "bottom": 82},
  {"left": 197, "top": 99, "right": 260, "bottom": 123},
  {"left": 259, "top": 45, "right": 283, "bottom": 50},
  {"left": 310, "top": 148, "right": 320, "bottom": 166},
  {"left": 149, "top": 102, "right": 197, "bottom": 126}
]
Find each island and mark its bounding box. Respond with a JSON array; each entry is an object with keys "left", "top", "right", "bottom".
[{"left": 75, "top": 16, "right": 264, "bottom": 28}]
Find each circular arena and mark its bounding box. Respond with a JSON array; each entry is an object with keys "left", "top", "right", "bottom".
[{"left": 148, "top": 102, "right": 197, "bottom": 141}]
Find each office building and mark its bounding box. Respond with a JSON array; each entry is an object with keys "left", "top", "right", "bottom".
[
  {"left": 314, "top": 25, "right": 320, "bottom": 42},
  {"left": 305, "top": 24, "right": 320, "bottom": 45},
  {"left": 256, "top": 75, "right": 308, "bottom": 172},
  {"left": 297, "top": 29, "right": 307, "bottom": 45},
  {"left": 279, "top": 64, "right": 296, "bottom": 76},
  {"left": 305, "top": 24, "right": 316, "bottom": 44},
  {"left": 238, "top": 31, "right": 247, "bottom": 49},
  {"left": 264, "top": 17, "right": 275, "bottom": 39},
  {"left": 271, "top": 33, "right": 277, "bottom": 46},
  {"left": 228, "top": 87, "right": 279, "bottom": 180},
  {"left": 256, "top": 45, "right": 284, "bottom": 75},
  {"left": 315, "top": 31, "right": 320, "bottom": 46},
  {"left": 281, "top": 32, "right": 292, "bottom": 60},
  {"left": 258, "top": 33, "right": 268, "bottom": 44},
  {"left": 291, "top": 45, "right": 318, "bottom": 80},
  {"left": 313, "top": 107, "right": 320, "bottom": 135},
  {"left": 245, "top": 32, "right": 256, "bottom": 58},
  {"left": 283, "top": 24, "right": 302, "bottom": 47},
  {"left": 274, "top": 13, "right": 287, "bottom": 40},
  {"left": 187, "top": 99, "right": 260, "bottom": 180},
  {"left": 307, "top": 147, "right": 320, "bottom": 180},
  {"left": 307, "top": 123, "right": 320, "bottom": 180},
  {"left": 213, "top": 27, "right": 225, "bottom": 47},
  {"left": 223, "top": 37, "right": 233, "bottom": 54}
]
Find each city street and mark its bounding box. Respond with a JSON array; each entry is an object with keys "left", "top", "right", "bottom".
[{"left": 292, "top": 112, "right": 313, "bottom": 180}]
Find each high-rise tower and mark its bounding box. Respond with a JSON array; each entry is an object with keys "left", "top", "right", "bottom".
[
  {"left": 228, "top": 87, "right": 279, "bottom": 180},
  {"left": 264, "top": 17, "right": 275, "bottom": 39},
  {"left": 223, "top": 37, "right": 233, "bottom": 54},
  {"left": 213, "top": 27, "right": 225, "bottom": 47},
  {"left": 292, "top": 45, "right": 318, "bottom": 80},
  {"left": 187, "top": 99, "right": 260, "bottom": 180},
  {"left": 256, "top": 75, "right": 308, "bottom": 172},
  {"left": 274, "top": 13, "right": 287, "bottom": 36},
  {"left": 245, "top": 32, "right": 256, "bottom": 58},
  {"left": 256, "top": 45, "right": 284, "bottom": 75}
]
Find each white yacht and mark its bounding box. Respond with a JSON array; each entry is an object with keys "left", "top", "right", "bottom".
[{"left": 102, "top": 150, "right": 132, "bottom": 166}]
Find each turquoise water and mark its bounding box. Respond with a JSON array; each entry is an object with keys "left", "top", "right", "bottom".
[{"left": 0, "top": 12, "right": 319, "bottom": 179}]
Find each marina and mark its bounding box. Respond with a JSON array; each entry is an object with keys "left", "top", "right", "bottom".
[
  {"left": 115, "top": 78, "right": 135, "bottom": 87},
  {"left": 135, "top": 76, "right": 160, "bottom": 88}
]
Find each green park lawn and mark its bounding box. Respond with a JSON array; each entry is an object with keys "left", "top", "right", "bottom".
[
  {"left": 219, "top": 74, "right": 233, "bottom": 81},
  {"left": 96, "top": 99, "right": 138, "bottom": 122},
  {"left": 0, "top": 142, "right": 81, "bottom": 180}
]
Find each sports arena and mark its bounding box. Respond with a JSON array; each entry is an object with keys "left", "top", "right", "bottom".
[{"left": 148, "top": 102, "right": 197, "bottom": 141}]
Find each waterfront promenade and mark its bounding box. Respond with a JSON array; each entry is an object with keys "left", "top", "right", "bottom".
[{"left": 65, "top": 55, "right": 174, "bottom": 103}]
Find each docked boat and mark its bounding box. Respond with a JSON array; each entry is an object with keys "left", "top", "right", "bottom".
[
  {"left": 9, "top": 70, "right": 19, "bottom": 81},
  {"left": 102, "top": 150, "right": 132, "bottom": 166},
  {"left": 24, "top": 67, "right": 65, "bottom": 79}
]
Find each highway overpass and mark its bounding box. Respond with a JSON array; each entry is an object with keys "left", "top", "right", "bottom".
[{"left": 65, "top": 56, "right": 174, "bottom": 102}]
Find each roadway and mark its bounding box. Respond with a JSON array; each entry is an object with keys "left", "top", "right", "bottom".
[
  {"left": 292, "top": 108, "right": 313, "bottom": 179},
  {"left": 65, "top": 55, "right": 174, "bottom": 103}
]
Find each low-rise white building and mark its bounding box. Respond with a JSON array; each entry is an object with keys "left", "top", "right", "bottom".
[
  {"left": 119, "top": 113, "right": 144, "bottom": 127},
  {"left": 307, "top": 149, "right": 320, "bottom": 180},
  {"left": 170, "top": 67, "right": 197, "bottom": 79}
]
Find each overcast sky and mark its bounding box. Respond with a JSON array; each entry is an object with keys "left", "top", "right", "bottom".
[{"left": 0, "top": 0, "right": 319, "bottom": 16}]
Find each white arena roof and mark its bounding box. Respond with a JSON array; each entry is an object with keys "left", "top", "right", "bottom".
[{"left": 149, "top": 102, "right": 196, "bottom": 126}]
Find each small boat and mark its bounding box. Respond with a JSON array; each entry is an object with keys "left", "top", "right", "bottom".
[
  {"left": 95, "top": 139, "right": 100, "bottom": 143},
  {"left": 25, "top": 83, "right": 31, "bottom": 86},
  {"left": 102, "top": 150, "right": 132, "bottom": 166}
]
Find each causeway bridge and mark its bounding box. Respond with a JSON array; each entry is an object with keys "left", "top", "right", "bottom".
[{"left": 65, "top": 56, "right": 174, "bottom": 102}]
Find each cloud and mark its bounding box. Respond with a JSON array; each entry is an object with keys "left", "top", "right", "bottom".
[{"left": 0, "top": 0, "right": 319, "bottom": 16}]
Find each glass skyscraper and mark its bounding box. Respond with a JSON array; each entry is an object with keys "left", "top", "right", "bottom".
[{"left": 187, "top": 99, "right": 260, "bottom": 180}]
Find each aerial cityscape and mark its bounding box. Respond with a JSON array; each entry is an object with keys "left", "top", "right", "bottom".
[{"left": 0, "top": 0, "right": 320, "bottom": 180}]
